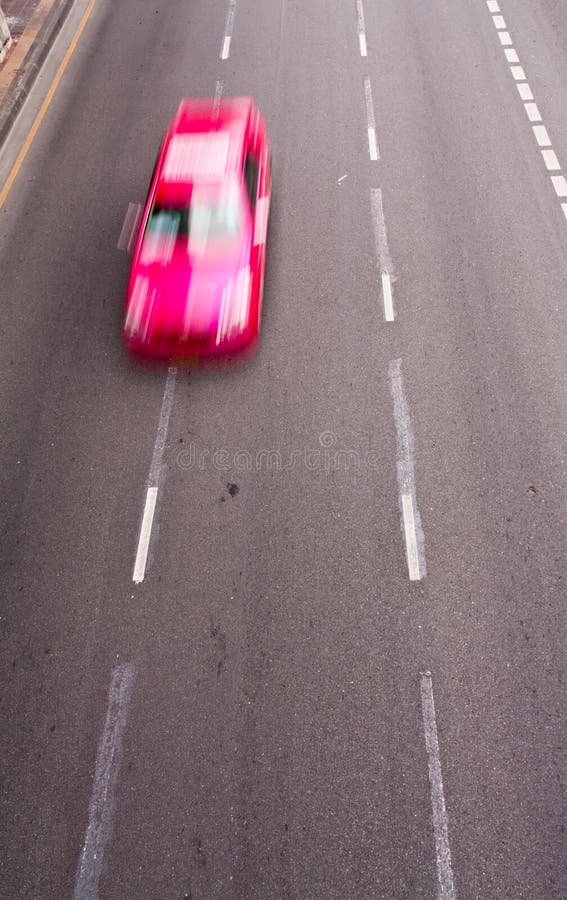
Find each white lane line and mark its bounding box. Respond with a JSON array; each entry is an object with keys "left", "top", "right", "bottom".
[
  {"left": 542, "top": 149, "right": 560, "bottom": 171},
  {"left": 562, "top": 204, "right": 567, "bottom": 222},
  {"left": 382, "top": 273, "right": 394, "bottom": 322},
  {"left": 388, "top": 359, "right": 426, "bottom": 580},
  {"left": 368, "top": 128, "right": 378, "bottom": 162},
  {"left": 420, "top": 672, "right": 456, "bottom": 900},
  {"left": 516, "top": 82, "right": 533, "bottom": 101},
  {"left": 524, "top": 102, "right": 542, "bottom": 123},
  {"left": 133, "top": 367, "right": 177, "bottom": 583},
  {"left": 133, "top": 487, "right": 158, "bottom": 584},
  {"left": 401, "top": 493, "right": 420, "bottom": 580},
  {"left": 73, "top": 664, "right": 136, "bottom": 900},
  {"left": 533, "top": 124, "right": 551, "bottom": 147},
  {"left": 551, "top": 175, "right": 567, "bottom": 198},
  {"left": 370, "top": 188, "right": 395, "bottom": 321},
  {"left": 363, "top": 76, "right": 379, "bottom": 160},
  {"left": 488, "top": 1, "right": 567, "bottom": 222},
  {"left": 213, "top": 79, "right": 224, "bottom": 117},
  {"left": 220, "top": 0, "right": 236, "bottom": 59},
  {"left": 117, "top": 202, "right": 142, "bottom": 253},
  {"left": 356, "top": 0, "right": 367, "bottom": 56}
]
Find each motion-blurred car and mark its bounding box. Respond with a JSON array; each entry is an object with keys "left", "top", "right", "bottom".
[{"left": 124, "top": 97, "right": 271, "bottom": 359}]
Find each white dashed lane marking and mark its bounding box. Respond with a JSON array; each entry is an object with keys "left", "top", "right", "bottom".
[
  {"left": 420, "top": 672, "right": 457, "bottom": 900},
  {"left": 356, "top": 0, "right": 368, "bottom": 56},
  {"left": 220, "top": 0, "right": 236, "bottom": 59},
  {"left": 551, "top": 176, "right": 567, "bottom": 198},
  {"left": 73, "top": 664, "right": 136, "bottom": 900},
  {"left": 117, "top": 202, "right": 142, "bottom": 252},
  {"left": 363, "top": 75, "right": 379, "bottom": 160},
  {"left": 486, "top": 0, "right": 566, "bottom": 223},
  {"left": 516, "top": 82, "right": 533, "bottom": 101},
  {"left": 213, "top": 79, "right": 224, "bottom": 116},
  {"left": 370, "top": 189, "right": 395, "bottom": 322},
  {"left": 133, "top": 367, "right": 177, "bottom": 583},
  {"left": 533, "top": 124, "right": 551, "bottom": 147},
  {"left": 541, "top": 149, "right": 560, "bottom": 171},
  {"left": 524, "top": 102, "right": 542, "bottom": 123},
  {"left": 388, "top": 360, "right": 426, "bottom": 581}
]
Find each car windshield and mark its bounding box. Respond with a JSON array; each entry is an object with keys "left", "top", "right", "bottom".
[{"left": 141, "top": 179, "right": 244, "bottom": 263}]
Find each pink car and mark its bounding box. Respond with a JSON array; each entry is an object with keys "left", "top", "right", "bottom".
[{"left": 124, "top": 97, "right": 271, "bottom": 360}]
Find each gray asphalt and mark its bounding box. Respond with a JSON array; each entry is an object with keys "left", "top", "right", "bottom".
[{"left": 1, "top": 0, "right": 567, "bottom": 896}]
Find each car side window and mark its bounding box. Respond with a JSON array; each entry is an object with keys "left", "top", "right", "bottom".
[{"left": 243, "top": 154, "right": 260, "bottom": 210}]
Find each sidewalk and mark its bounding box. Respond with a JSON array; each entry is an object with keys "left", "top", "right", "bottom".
[{"left": 0, "top": 0, "right": 73, "bottom": 147}]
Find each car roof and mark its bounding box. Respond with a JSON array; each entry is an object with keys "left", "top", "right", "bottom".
[{"left": 154, "top": 97, "right": 254, "bottom": 204}]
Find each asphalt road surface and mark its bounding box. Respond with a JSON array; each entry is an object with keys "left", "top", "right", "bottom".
[{"left": 1, "top": 0, "right": 567, "bottom": 896}]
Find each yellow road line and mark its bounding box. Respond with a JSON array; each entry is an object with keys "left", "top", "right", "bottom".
[{"left": 0, "top": 0, "right": 97, "bottom": 209}]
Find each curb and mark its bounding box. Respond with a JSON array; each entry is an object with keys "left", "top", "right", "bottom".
[{"left": 0, "top": 0, "right": 74, "bottom": 149}]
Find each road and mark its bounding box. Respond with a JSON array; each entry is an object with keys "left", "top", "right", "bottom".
[{"left": 1, "top": 0, "right": 567, "bottom": 896}]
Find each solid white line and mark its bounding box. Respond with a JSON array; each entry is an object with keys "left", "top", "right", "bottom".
[
  {"left": 382, "top": 273, "right": 395, "bottom": 322},
  {"left": 541, "top": 148, "right": 560, "bottom": 171},
  {"left": 533, "top": 124, "right": 551, "bottom": 147},
  {"left": 359, "top": 33, "right": 367, "bottom": 56},
  {"left": 133, "top": 487, "right": 158, "bottom": 584},
  {"left": 504, "top": 48, "right": 519, "bottom": 63},
  {"left": 486, "top": 0, "right": 500, "bottom": 10},
  {"left": 73, "top": 664, "right": 136, "bottom": 900},
  {"left": 420, "top": 672, "right": 456, "bottom": 900},
  {"left": 524, "top": 102, "right": 542, "bottom": 122},
  {"left": 516, "top": 82, "right": 533, "bottom": 100},
  {"left": 562, "top": 203, "right": 567, "bottom": 222},
  {"left": 510, "top": 65, "right": 526, "bottom": 80},
  {"left": 492, "top": 14, "right": 506, "bottom": 28},
  {"left": 401, "top": 492, "right": 420, "bottom": 580},
  {"left": 363, "top": 76, "right": 379, "bottom": 160},
  {"left": 221, "top": 35, "right": 231, "bottom": 59},
  {"left": 498, "top": 30, "right": 512, "bottom": 46},
  {"left": 388, "top": 359, "right": 426, "bottom": 580},
  {"left": 551, "top": 175, "right": 567, "bottom": 198}
]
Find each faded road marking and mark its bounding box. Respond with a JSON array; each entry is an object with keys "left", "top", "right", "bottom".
[
  {"left": 371, "top": 188, "right": 395, "bottom": 321},
  {"left": 363, "top": 76, "right": 379, "bottom": 160},
  {"left": 73, "top": 664, "right": 136, "bottom": 900},
  {"left": 388, "top": 359, "right": 426, "bottom": 580},
  {"left": 420, "top": 672, "right": 456, "bottom": 900},
  {"left": 133, "top": 367, "right": 177, "bottom": 583}
]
